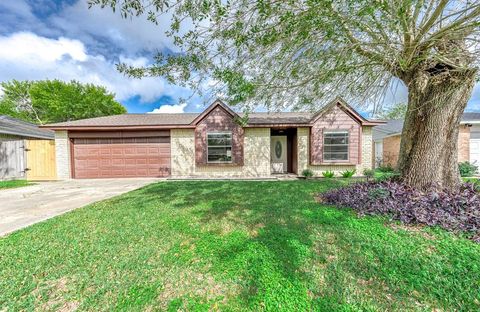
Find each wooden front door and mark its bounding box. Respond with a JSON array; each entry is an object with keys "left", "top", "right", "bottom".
[{"left": 26, "top": 140, "right": 56, "bottom": 181}]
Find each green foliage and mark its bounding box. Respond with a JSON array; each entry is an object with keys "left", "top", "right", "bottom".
[
  {"left": 459, "top": 161, "right": 479, "bottom": 177},
  {"left": 1, "top": 181, "right": 479, "bottom": 310},
  {"left": 89, "top": 0, "right": 480, "bottom": 114},
  {"left": 0, "top": 180, "right": 30, "bottom": 189},
  {"left": 322, "top": 170, "right": 335, "bottom": 178},
  {"left": 363, "top": 168, "right": 375, "bottom": 178},
  {"left": 377, "top": 165, "right": 395, "bottom": 173},
  {"left": 301, "top": 168, "right": 314, "bottom": 178},
  {"left": 341, "top": 169, "right": 356, "bottom": 178},
  {"left": 375, "top": 170, "right": 401, "bottom": 182},
  {"left": 0, "top": 79, "right": 126, "bottom": 124},
  {"left": 376, "top": 102, "right": 407, "bottom": 120}
]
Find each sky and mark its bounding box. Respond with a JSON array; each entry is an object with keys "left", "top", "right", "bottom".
[{"left": 0, "top": 0, "right": 479, "bottom": 114}]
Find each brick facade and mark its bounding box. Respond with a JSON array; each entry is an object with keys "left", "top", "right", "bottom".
[
  {"left": 458, "top": 125, "right": 470, "bottom": 162},
  {"left": 298, "top": 126, "right": 374, "bottom": 176},
  {"left": 310, "top": 105, "right": 361, "bottom": 165},
  {"left": 382, "top": 135, "right": 401, "bottom": 167},
  {"left": 54, "top": 130, "right": 71, "bottom": 179},
  {"left": 171, "top": 128, "right": 270, "bottom": 177}
]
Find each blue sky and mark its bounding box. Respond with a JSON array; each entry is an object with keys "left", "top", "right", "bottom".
[{"left": 0, "top": 0, "right": 479, "bottom": 114}]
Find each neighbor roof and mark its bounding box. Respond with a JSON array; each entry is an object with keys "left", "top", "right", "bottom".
[
  {"left": 0, "top": 116, "right": 54, "bottom": 139},
  {"left": 373, "top": 113, "right": 480, "bottom": 141}
]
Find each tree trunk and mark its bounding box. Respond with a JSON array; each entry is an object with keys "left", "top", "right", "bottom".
[{"left": 398, "top": 68, "right": 477, "bottom": 190}]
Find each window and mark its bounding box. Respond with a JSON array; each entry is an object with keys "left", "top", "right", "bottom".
[
  {"left": 323, "top": 131, "right": 349, "bottom": 161},
  {"left": 207, "top": 132, "right": 232, "bottom": 163}
]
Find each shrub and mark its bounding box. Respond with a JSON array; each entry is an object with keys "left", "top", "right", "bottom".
[
  {"left": 322, "top": 170, "right": 335, "bottom": 178},
  {"left": 322, "top": 181, "right": 480, "bottom": 242},
  {"left": 363, "top": 169, "right": 375, "bottom": 179},
  {"left": 341, "top": 169, "right": 356, "bottom": 178},
  {"left": 377, "top": 165, "right": 395, "bottom": 173},
  {"left": 375, "top": 170, "right": 401, "bottom": 182},
  {"left": 459, "top": 161, "right": 478, "bottom": 177},
  {"left": 301, "top": 169, "right": 314, "bottom": 178}
]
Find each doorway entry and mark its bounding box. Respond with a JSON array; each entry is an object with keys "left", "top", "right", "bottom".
[{"left": 270, "top": 128, "right": 297, "bottom": 174}]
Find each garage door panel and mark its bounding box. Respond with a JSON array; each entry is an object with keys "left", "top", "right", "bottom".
[{"left": 73, "top": 137, "right": 170, "bottom": 178}]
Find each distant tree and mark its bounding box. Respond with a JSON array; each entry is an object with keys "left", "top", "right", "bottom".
[
  {"left": 377, "top": 103, "right": 408, "bottom": 120},
  {"left": 0, "top": 80, "right": 126, "bottom": 124},
  {"left": 90, "top": 0, "right": 480, "bottom": 190}
]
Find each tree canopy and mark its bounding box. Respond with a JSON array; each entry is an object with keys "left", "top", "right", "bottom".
[
  {"left": 376, "top": 102, "right": 408, "bottom": 120},
  {"left": 0, "top": 79, "right": 126, "bottom": 124},
  {"left": 90, "top": 0, "right": 480, "bottom": 189},
  {"left": 91, "top": 0, "right": 479, "bottom": 112}
]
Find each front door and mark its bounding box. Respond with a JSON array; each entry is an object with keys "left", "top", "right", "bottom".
[{"left": 271, "top": 136, "right": 287, "bottom": 173}]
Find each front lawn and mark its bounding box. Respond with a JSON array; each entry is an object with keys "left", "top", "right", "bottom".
[
  {"left": 0, "top": 179, "right": 30, "bottom": 190},
  {"left": 1, "top": 181, "right": 479, "bottom": 311}
]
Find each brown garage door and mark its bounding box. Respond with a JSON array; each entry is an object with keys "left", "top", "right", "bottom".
[{"left": 73, "top": 137, "right": 170, "bottom": 178}]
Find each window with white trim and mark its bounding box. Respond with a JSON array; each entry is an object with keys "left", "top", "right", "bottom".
[
  {"left": 323, "top": 131, "right": 349, "bottom": 161},
  {"left": 207, "top": 132, "right": 232, "bottom": 163}
]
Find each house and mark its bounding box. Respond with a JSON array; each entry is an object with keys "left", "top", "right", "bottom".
[
  {"left": 42, "top": 98, "right": 383, "bottom": 179},
  {"left": 0, "top": 115, "right": 55, "bottom": 180},
  {"left": 373, "top": 113, "right": 480, "bottom": 168}
]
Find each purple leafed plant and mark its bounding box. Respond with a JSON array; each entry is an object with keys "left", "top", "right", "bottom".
[{"left": 322, "top": 181, "right": 480, "bottom": 242}]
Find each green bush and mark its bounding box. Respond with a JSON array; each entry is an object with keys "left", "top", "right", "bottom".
[
  {"left": 322, "top": 170, "right": 335, "bottom": 178},
  {"left": 301, "top": 168, "right": 314, "bottom": 178},
  {"left": 459, "top": 161, "right": 478, "bottom": 177},
  {"left": 363, "top": 169, "right": 375, "bottom": 178},
  {"left": 377, "top": 165, "right": 395, "bottom": 173},
  {"left": 375, "top": 170, "right": 401, "bottom": 182},
  {"left": 341, "top": 169, "right": 356, "bottom": 178}
]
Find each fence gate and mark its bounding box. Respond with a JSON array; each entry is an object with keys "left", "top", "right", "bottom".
[
  {"left": 26, "top": 140, "right": 56, "bottom": 180},
  {"left": 0, "top": 140, "right": 26, "bottom": 180}
]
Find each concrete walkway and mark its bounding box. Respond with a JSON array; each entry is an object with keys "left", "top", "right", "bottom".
[{"left": 0, "top": 178, "right": 159, "bottom": 236}]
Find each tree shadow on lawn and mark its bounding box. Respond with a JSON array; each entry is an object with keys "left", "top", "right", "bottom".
[
  {"left": 2, "top": 180, "right": 479, "bottom": 310},
  {"left": 137, "top": 180, "right": 480, "bottom": 311}
]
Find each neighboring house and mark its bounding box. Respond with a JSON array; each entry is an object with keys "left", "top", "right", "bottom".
[
  {"left": 373, "top": 113, "right": 480, "bottom": 168},
  {"left": 42, "top": 98, "right": 383, "bottom": 179},
  {"left": 0, "top": 115, "right": 55, "bottom": 180}
]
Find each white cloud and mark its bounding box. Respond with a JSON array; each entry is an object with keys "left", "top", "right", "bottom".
[
  {"left": 0, "top": 31, "right": 188, "bottom": 105},
  {"left": 150, "top": 103, "right": 187, "bottom": 114},
  {"left": 49, "top": 0, "right": 179, "bottom": 55},
  {"left": 0, "top": 32, "right": 87, "bottom": 63}
]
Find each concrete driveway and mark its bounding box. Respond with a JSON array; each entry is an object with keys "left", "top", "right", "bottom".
[{"left": 0, "top": 178, "right": 159, "bottom": 236}]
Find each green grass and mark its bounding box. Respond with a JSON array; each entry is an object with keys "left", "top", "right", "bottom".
[
  {"left": 0, "top": 179, "right": 30, "bottom": 189},
  {"left": 1, "top": 181, "right": 479, "bottom": 311}
]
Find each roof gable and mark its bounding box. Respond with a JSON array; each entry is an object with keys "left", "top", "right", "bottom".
[
  {"left": 310, "top": 97, "right": 378, "bottom": 126},
  {"left": 190, "top": 99, "right": 239, "bottom": 125}
]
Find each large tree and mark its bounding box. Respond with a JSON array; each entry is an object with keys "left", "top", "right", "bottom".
[
  {"left": 91, "top": 0, "right": 479, "bottom": 190},
  {"left": 0, "top": 79, "right": 126, "bottom": 124}
]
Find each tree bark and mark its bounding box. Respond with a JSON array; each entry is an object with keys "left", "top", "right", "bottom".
[{"left": 398, "top": 67, "right": 477, "bottom": 190}]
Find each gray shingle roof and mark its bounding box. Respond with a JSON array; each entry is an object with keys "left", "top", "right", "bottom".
[
  {"left": 43, "top": 112, "right": 319, "bottom": 127},
  {"left": 463, "top": 112, "right": 480, "bottom": 121},
  {"left": 44, "top": 113, "right": 199, "bottom": 127},
  {"left": 0, "top": 116, "right": 54, "bottom": 139}
]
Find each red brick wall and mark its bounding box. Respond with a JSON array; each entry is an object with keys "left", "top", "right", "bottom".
[
  {"left": 458, "top": 125, "right": 471, "bottom": 162},
  {"left": 310, "top": 105, "right": 361, "bottom": 165},
  {"left": 195, "top": 106, "right": 244, "bottom": 166},
  {"left": 383, "top": 135, "right": 401, "bottom": 168}
]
